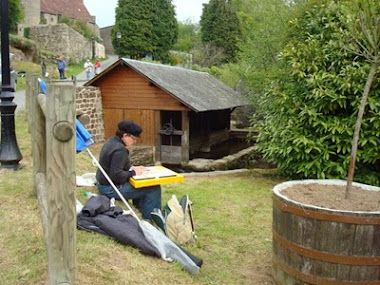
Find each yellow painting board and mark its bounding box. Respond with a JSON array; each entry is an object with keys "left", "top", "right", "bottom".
[{"left": 129, "top": 166, "right": 185, "bottom": 188}]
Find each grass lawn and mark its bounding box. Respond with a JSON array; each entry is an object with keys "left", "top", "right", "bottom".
[{"left": 0, "top": 112, "right": 284, "bottom": 284}]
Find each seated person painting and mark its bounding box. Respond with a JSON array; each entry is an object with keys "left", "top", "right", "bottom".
[{"left": 96, "top": 120, "right": 161, "bottom": 220}]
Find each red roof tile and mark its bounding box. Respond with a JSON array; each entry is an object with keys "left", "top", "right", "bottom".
[{"left": 41, "top": 0, "right": 95, "bottom": 23}]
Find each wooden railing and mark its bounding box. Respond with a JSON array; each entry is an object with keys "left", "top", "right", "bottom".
[{"left": 27, "top": 74, "right": 77, "bottom": 284}]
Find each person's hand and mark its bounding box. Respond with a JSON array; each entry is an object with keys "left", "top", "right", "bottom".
[{"left": 132, "top": 166, "right": 145, "bottom": 176}]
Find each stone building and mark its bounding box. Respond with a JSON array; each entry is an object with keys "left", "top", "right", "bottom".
[
  {"left": 18, "top": 0, "right": 105, "bottom": 62},
  {"left": 19, "top": 0, "right": 99, "bottom": 37},
  {"left": 20, "top": 0, "right": 41, "bottom": 26}
]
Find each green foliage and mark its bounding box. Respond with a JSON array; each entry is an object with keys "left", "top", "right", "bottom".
[
  {"left": 40, "top": 16, "right": 47, "bottom": 25},
  {"left": 58, "top": 17, "right": 101, "bottom": 42},
  {"left": 23, "top": 27, "right": 30, "bottom": 38},
  {"left": 113, "top": 0, "right": 177, "bottom": 62},
  {"left": 10, "top": 34, "right": 38, "bottom": 61},
  {"left": 113, "top": 0, "right": 153, "bottom": 59},
  {"left": 0, "top": 0, "right": 24, "bottom": 33},
  {"left": 151, "top": 0, "right": 178, "bottom": 62},
  {"left": 340, "top": 0, "right": 380, "bottom": 62},
  {"left": 200, "top": 0, "right": 242, "bottom": 64},
  {"left": 257, "top": 0, "right": 380, "bottom": 185},
  {"left": 173, "top": 20, "right": 201, "bottom": 52},
  {"left": 233, "top": 0, "right": 295, "bottom": 95}
]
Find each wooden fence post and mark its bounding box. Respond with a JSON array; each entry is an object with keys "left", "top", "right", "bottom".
[
  {"left": 45, "top": 84, "right": 77, "bottom": 284},
  {"left": 26, "top": 74, "right": 39, "bottom": 134},
  {"left": 29, "top": 79, "right": 49, "bottom": 242}
]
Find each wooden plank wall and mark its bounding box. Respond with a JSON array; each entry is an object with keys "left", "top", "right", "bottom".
[
  {"left": 124, "top": 109, "right": 156, "bottom": 146},
  {"left": 103, "top": 109, "right": 123, "bottom": 138},
  {"left": 100, "top": 65, "right": 190, "bottom": 147},
  {"left": 103, "top": 108, "right": 156, "bottom": 146},
  {"left": 100, "top": 66, "right": 189, "bottom": 111}
]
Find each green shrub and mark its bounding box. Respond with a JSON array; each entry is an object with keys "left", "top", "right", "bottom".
[
  {"left": 23, "top": 27, "right": 30, "bottom": 39},
  {"left": 40, "top": 16, "right": 47, "bottom": 25},
  {"left": 10, "top": 34, "right": 38, "bottom": 62},
  {"left": 58, "top": 17, "right": 101, "bottom": 42},
  {"left": 257, "top": 0, "right": 380, "bottom": 185}
]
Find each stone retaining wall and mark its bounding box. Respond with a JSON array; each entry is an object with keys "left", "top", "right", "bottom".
[
  {"left": 28, "top": 24, "right": 105, "bottom": 63},
  {"left": 185, "top": 146, "right": 275, "bottom": 172},
  {"left": 76, "top": 86, "right": 104, "bottom": 143}
]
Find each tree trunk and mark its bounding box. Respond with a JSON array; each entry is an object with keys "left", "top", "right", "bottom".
[{"left": 345, "top": 62, "right": 379, "bottom": 198}]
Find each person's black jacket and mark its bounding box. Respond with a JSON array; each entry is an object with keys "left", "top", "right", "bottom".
[
  {"left": 77, "top": 195, "right": 161, "bottom": 258},
  {"left": 95, "top": 136, "right": 135, "bottom": 185}
]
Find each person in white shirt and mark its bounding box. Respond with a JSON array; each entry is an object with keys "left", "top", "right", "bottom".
[{"left": 84, "top": 59, "right": 93, "bottom": 80}]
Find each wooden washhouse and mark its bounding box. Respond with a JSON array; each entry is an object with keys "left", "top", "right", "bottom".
[{"left": 85, "top": 58, "right": 248, "bottom": 166}]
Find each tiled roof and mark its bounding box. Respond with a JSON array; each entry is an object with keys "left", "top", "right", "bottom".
[{"left": 41, "top": 0, "right": 95, "bottom": 23}]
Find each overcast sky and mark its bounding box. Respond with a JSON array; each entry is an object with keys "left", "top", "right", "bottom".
[{"left": 83, "top": 0, "right": 209, "bottom": 28}]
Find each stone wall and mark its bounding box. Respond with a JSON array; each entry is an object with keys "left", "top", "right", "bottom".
[
  {"left": 41, "top": 13, "right": 59, "bottom": 25},
  {"left": 76, "top": 86, "right": 105, "bottom": 143},
  {"left": 100, "top": 26, "right": 114, "bottom": 55},
  {"left": 28, "top": 24, "right": 105, "bottom": 63},
  {"left": 185, "top": 146, "right": 275, "bottom": 172},
  {"left": 20, "top": 0, "right": 40, "bottom": 26}
]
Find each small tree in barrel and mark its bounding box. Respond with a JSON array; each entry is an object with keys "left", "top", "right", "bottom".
[{"left": 344, "top": 0, "right": 380, "bottom": 197}]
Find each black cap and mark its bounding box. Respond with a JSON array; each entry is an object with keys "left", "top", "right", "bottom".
[{"left": 117, "top": 121, "right": 142, "bottom": 137}]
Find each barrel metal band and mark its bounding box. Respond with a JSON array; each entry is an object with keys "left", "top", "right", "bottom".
[
  {"left": 273, "top": 257, "right": 380, "bottom": 285},
  {"left": 273, "top": 196, "right": 380, "bottom": 225},
  {"left": 273, "top": 230, "right": 380, "bottom": 266}
]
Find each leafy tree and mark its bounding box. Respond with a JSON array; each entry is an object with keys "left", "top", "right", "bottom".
[
  {"left": 200, "top": 0, "right": 242, "bottom": 64},
  {"left": 113, "top": 0, "right": 153, "bottom": 59},
  {"left": 0, "top": 0, "right": 24, "bottom": 33},
  {"left": 232, "top": 0, "right": 295, "bottom": 95},
  {"left": 113, "top": 0, "right": 177, "bottom": 62},
  {"left": 151, "top": 0, "right": 178, "bottom": 62},
  {"left": 205, "top": 0, "right": 300, "bottom": 125},
  {"left": 257, "top": 0, "right": 380, "bottom": 186},
  {"left": 174, "top": 20, "right": 200, "bottom": 53},
  {"left": 341, "top": 0, "right": 380, "bottom": 195}
]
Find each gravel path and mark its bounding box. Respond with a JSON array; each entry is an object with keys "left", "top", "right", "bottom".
[{"left": 14, "top": 89, "right": 25, "bottom": 113}]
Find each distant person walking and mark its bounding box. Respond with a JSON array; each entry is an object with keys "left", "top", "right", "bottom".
[
  {"left": 57, "top": 56, "right": 67, "bottom": 79},
  {"left": 41, "top": 56, "right": 47, "bottom": 77},
  {"left": 94, "top": 59, "right": 101, "bottom": 75},
  {"left": 84, "top": 59, "right": 93, "bottom": 80}
]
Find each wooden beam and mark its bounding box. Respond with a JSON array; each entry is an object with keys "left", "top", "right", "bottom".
[
  {"left": 35, "top": 172, "right": 48, "bottom": 242},
  {"left": 154, "top": 110, "right": 161, "bottom": 163},
  {"left": 181, "top": 111, "right": 189, "bottom": 165},
  {"left": 26, "top": 74, "right": 39, "bottom": 134},
  {"left": 31, "top": 87, "right": 47, "bottom": 199},
  {"left": 45, "top": 84, "right": 76, "bottom": 285}
]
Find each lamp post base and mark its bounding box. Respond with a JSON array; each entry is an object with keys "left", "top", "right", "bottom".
[{"left": 0, "top": 94, "right": 23, "bottom": 169}]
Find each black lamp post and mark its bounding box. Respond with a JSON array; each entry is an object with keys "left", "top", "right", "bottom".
[
  {"left": 91, "top": 36, "right": 95, "bottom": 59},
  {"left": 0, "top": 0, "right": 23, "bottom": 169},
  {"left": 116, "top": 32, "right": 122, "bottom": 58}
]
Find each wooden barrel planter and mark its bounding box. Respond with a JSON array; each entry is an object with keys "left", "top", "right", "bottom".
[{"left": 272, "top": 179, "right": 380, "bottom": 285}]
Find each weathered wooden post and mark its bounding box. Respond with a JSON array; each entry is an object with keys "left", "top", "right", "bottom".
[
  {"left": 30, "top": 86, "right": 48, "bottom": 239},
  {"left": 181, "top": 111, "right": 189, "bottom": 165},
  {"left": 45, "top": 84, "right": 76, "bottom": 284},
  {"left": 25, "top": 74, "right": 39, "bottom": 133},
  {"left": 29, "top": 80, "right": 77, "bottom": 284}
]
